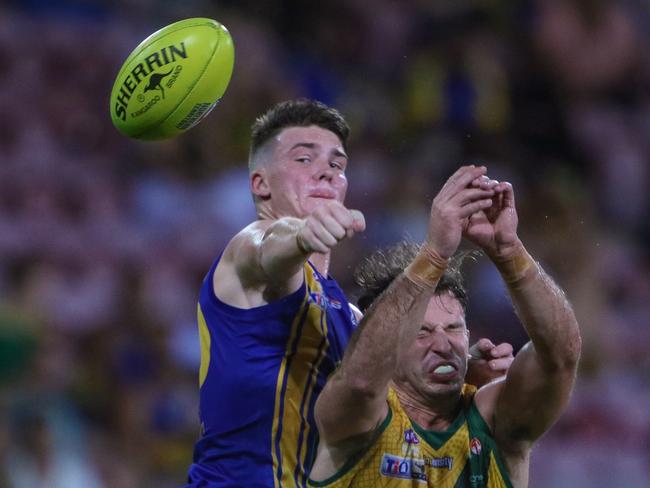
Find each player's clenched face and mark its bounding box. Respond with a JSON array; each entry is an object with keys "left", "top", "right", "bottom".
[
  {"left": 253, "top": 126, "right": 349, "bottom": 218},
  {"left": 394, "top": 292, "right": 469, "bottom": 400}
]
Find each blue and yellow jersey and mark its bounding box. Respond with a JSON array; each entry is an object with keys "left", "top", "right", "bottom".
[
  {"left": 186, "top": 255, "right": 358, "bottom": 487},
  {"left": 308, "top": 387, "right": 513, "bottom": 488}
]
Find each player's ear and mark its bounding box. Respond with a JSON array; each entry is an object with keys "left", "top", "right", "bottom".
[{"left": 251, "top": 168, "right": 271, "bottom": 198}]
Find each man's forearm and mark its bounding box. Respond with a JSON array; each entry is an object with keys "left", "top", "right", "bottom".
[
  {"left": 315, "top": 245, "right": 447, "bottom": 443},
  {"left": 335, "top": 246, "right": 447, "bottom": 395},
  {"left": 496, "top": 246, "right": 581, "bottom": 370},
  {"left": 258, "top": 217, "right": 309, "bottom": 282},
  {"left": 339, "top": 275, "right": 430, "bottom": 392}
]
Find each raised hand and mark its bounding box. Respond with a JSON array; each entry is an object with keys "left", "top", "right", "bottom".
[
  {"left": 427, "top": 166, "right": 496, "bottom": 259},
  {"left": 463, "top": 180, "right": 520, "bottom": 259},
  {"left": 297, "top": 201, "right": 366, "bottom": 254}
]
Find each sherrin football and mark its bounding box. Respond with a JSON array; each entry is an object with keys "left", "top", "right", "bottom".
[{"left": 110, "top": 18, "right": 234, "bottom": 140}]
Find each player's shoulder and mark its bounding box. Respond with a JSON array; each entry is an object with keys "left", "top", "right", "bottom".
[
  {"left": 212, "top": 221, "right": 270, "bottom": 305},
  {"left": 219, "top": 220, "right": 267, "bottom": 261},
  {"left": 230, "top": 220, "right": 269, "bottom": 245}
]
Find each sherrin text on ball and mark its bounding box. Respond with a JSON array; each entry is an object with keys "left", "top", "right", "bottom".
[{"left": 110, "top": 17, "right": 234, "bottom": 140}]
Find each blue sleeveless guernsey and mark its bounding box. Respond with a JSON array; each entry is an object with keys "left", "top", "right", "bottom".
[{"left": 186, "top": 255, "right": 358, "bottom": 487}]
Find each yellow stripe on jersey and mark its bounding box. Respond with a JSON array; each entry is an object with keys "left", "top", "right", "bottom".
[
  {"left": 295, "top": 310, "right": 330, "bottom": 486},
  {"left": 198, "top": 303, "right": 211, "bottom": 388},
  {"left": 487, "top": 452, "right": 508, "bottom": 488},
  {"left": 271, "top": 291, "right": 310, "bottom": 488},
  {"left": 272, "top": 265, "right": 330, "bottom": 488}
]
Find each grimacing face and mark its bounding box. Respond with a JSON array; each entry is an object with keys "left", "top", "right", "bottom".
[
  {"left": 251, "top": 125, "right": 349, "bottom": 218},
  {"left": 394, "top": 291, "right": 469, "bottom": 399}
]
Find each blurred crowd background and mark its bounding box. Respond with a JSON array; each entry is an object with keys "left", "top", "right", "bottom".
[{"left": 0, "top": 0, "right": 648, "bottom": 486}]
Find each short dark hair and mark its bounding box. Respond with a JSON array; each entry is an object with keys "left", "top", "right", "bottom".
[
  {"left": 249, "top": 99, "right": 350, "bottom": 165},
  {"left": 354, "top": 241, "right": 471, "bottom": 313}
]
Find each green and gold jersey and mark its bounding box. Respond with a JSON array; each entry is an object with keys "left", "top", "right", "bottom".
[{"left": 309, "top": 386, "right": 513, "bottom": 488}]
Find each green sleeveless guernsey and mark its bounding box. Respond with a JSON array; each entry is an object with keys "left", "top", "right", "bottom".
[{"left": 309, "top": 386, "right": 513, "bottom": 488}]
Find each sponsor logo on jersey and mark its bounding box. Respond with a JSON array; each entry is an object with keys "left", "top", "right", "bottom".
[
  {"left": 470, "top": 474, "right": 485, "bottom": 487},
  {"left": 470, "top": 437, "right": 482, "bottom": 456},
  {"left": 380, "top": 454, "right": 427, "bottom": 482},
  {"left": 309, "top": 292, "right": 342, "bottom": 310},
  {"left": 423, "top": 456, "right": 454, "bottom": 470},
  {"left": 329, "top": 297, "right": 342, "bottom": 309},
  {"left": 404, "top": 429, "right": 420, "bottom": 445}
]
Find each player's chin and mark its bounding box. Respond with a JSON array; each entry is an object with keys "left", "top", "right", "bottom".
[{"left": 424, "top": 378, "right": 464, "bottom": 395}]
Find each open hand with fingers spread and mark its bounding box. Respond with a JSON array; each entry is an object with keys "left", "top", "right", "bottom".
[{"left": 297, "top": 201, "right": 366, "bottom": 254}]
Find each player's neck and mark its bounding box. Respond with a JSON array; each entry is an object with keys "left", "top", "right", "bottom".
[
  {"left": 392, "top": 382, "right": 461, "bottom": 431},
  {"left": 257, "top": 205, "right": 275, "bottom": 221}
]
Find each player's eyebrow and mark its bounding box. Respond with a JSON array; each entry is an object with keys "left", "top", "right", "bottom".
[
  {"left": 448, "top": 321, "right": 467, "bottom": 329},
  {"left": 289, "top": 142, "right": 317, "bottom": 152},
  {"left": 289, "top": 143, "right": 348, "bottom": 160}
]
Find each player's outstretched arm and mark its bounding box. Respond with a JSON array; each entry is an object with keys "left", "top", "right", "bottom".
[
  {"left": 491, "top": 249, "right": 580, "bottom": 444},
  {"left": 315, "top": 166, "right": 495, "bottom": 446},
  {"left": 216, "top": 201, "right": 365, "bottom": 306},
  {"left": 466, "top": 183, "right": 581, "bottom": 456}
]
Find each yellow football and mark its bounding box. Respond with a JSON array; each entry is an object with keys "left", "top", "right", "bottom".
[{"left": 110, "top": 18, "right": 234, "bottom": 140}]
